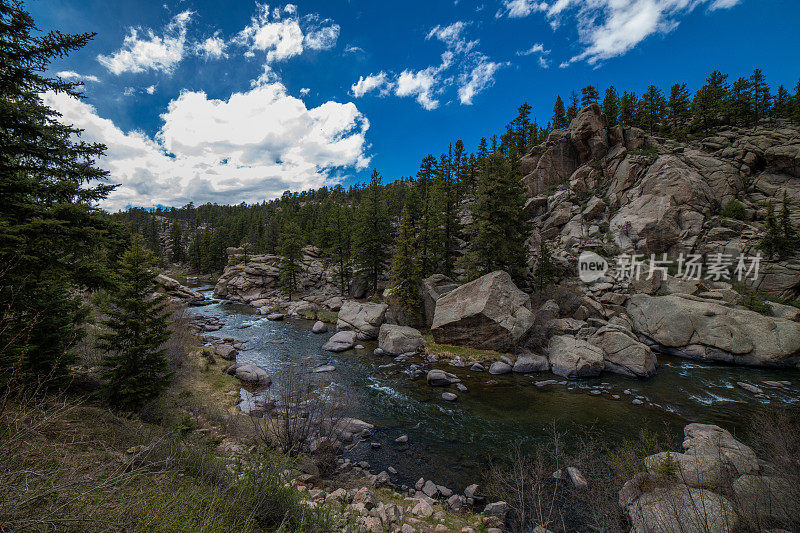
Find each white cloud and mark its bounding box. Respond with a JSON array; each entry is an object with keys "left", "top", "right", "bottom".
[
  {"left": 344, "top": 44, "right": 364, "bottom": 54},
  {"left": 196, "top": 32, "right": 228, "bottom": 59},
  {"left": 499, "top": 0, "right": 743, "bottom": 66},
  {"left": 42, "top": 79, "right": 370, "bottom": 210},
  {"left": 353, "top": 21, "right": 503, "bottom": 110},
  {"left": 57, "top": 71, "right": 100, "bottom": 83},
  {"left": 458, "top": 56, "right": 505, "bottom": 105},
  {"left": 299, "top": 87, "right": 311, "bottom": 95},
  {"left": 516, "top": 42, "right": 551, "bottom": 67},
  {"left": 395, "top": 67, "right": 442, "bottom": 110},
  {"left": 426, "top": 21, "right": 478, "bottom": 54},
  {"left": 516, "top": 42, "right": 546, "bottom": 55},
  {"left": 304, "top": 22, "right": 340, "bottom": 50},
  {"left": 97, "top": 10, "right": 192, "bottom": 74},
  {"left": 350, "top": 72, "right": 393, "bottom": 98},
  {"left": 498, "top": 0, "right": 549, "bottom": 18},
  {"left": 145, "top": 85, "right": 156, "bottom": 95},
  {"left": 235, "top": 3, "right": 305, "bottom": 62}
]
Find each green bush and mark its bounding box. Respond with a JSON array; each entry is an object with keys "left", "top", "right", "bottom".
[{"left": 722, "top": 198, "right": 745, "bottom": 220}]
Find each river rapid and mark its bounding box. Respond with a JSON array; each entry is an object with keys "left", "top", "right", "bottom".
[{"left": 188, "top": 287, "right": 800, "bottom": 492}]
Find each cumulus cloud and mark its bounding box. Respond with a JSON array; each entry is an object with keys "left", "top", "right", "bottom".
[
  {"left": 57, "top": 71, "right": 100, "bottom": 83},
  {"left": 353, "top": 22, "right": 503, "bottom": 110},
  {"left": 196, "top": 32, "right": 228, "bottom": 59},
  {"left": 350, "top": 72, "right": 393, "bottom": 98},
  {"left": 97, "top": 10, "right": 192, "bottom": 74},
  {"left": 304, "top": 19, "right": 340, "bottom": 50},
  {"left": 299, "top": 87, "right": 311, "bottom": 95},
  {"left": 42, "top": 80, "right": 370, "bottom": 210},
  {"left": 458, "top": 56, "right": 505, "bottom": 105},
  {"left": 498, "top": 0, "right": 742, "bottom": 66},
  {"left": 344, "top": 44, "right": 364, "bottom": 54},
  {"left": 235, "top": 4, "right": 305, "bottom": 62}
]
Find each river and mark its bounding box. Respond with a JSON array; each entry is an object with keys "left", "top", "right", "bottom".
[{"left": 188, "top": 287, "right": 800, "bottom": 493}]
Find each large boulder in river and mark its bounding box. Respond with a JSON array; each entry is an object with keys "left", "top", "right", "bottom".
[
  {"left": 322, "top": 330, "right": 357, "bottom": 352},
  {"left": 426, "top": 369, "right": 460, "bottom": 386},
  {"left": 547, "top": 335, "right": 604, "bottom": 378},
  {"left": 431, "top": 271, "right": 534, "bottom": 351},
  {"left": 591, "top": 325, "right": 657, "bottom": 377},
  {"left": 627, "top": 294, "right": 800, "bottom": 367},
  {"left": 156, "top": 274, "right": 206, "bottom": 305},
  {"left": 336, "top": 301, "right": 388, "bottom": 339},
  {"left": 422, "top": 274, "right": 459, "bottom": 326},
  {"left": 225, "top": 363, "right": 271, "bottom": 388},
  {"left": 378, "top": 324, "right": 425, "bottom": 355}
]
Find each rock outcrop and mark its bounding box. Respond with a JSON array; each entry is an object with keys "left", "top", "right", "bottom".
[
  {"left": 627, "top": 294, "right": 800, "bottom": 367},
  {"left": 156, "top": 274, "right": 206, "bottom": 305},
  {"left": 421, "top": 274, "right": 459, "bottom": 326},
  {"left": 431, "top": 271, "right": 534, "bottom": 351},
  {"left": 337, "top": 301, "right": 388, "bottom": 339},
  {"left": 377, "top": 325, "right": 425, "bottom": 355},
  {"left": 213, "top": 246, "right": 339, "bottom": 304},
  {"left": 547, "top": 335, "right": 604, "bottom": 378}
]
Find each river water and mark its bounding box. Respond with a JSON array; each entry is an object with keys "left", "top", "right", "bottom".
[{"left": 188, "top": 287, "right": 800, "bottom": 492}]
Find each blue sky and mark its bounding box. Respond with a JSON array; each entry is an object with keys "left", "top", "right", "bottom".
[{"left": 33, "top": 0, "right": 800, "bottom": 210}]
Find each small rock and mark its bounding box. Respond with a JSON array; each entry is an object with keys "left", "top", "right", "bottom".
[
  {"left": 370, "top": 442, "right": 381, "bottom": 449},
  {"left": 266, "top": 312, "right": 284, "bottom": 321},
  {"left": 442, "top": 392, "right": 458, "bottom": 401},
  {"left": 566, "top": 466, "right": 588, "bottom": 489},
  {"left": 312, "top": 321, "right": 328, "bottom": 334},
  {"left": 488, "top": 361, "right": 512, "bottom": 375},
  {"left": 312, "top": 364, "right": 336, "bottom": 373},
  {"left": 632, "top": 399, "right": 644, "bottom": 405},
  {"left": 470, "top": 362, "right": 485, "bottom": 372},
  {"left": 395, "top": 435, "right": 409, "bottom": 443},
  {"left": 737, "top": 382, "right": 764, "bottom": 394}
]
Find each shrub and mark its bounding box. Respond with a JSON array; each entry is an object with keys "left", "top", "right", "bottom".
[{"left": 721, "top": 198, "right": 745, "bottom": 220}]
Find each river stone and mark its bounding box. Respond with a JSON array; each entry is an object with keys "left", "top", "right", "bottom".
[
  {"left": 627, "top": 484, "right": 738, "bottom": 533},
  {"left": 442, "top": 392, "right": 457, "bottom": 401},
  {"left": 322, "top": 330, "right": 357, "bottom": 352},
  {"left": 226, "top": 363, "right": 271, "bottom": 387},
  {"left": 215, "top": 344, "right": 238, "bottom": 361},
  {"left": 470, "top": 362, "right": 485, "bottom": 372},
  {"left": 312, "top": 364, "right": 336, "bottom": 373},
  {"left": 336, "top": 301, "right": 388, "bottom": 339},
  {"left": 378, "top": 324, "right": 425, "bottom": 355},
  {"left": 591, "top": 326, "right": 657, "bottom": 377},
  {"left": 411, "top": 498, "right": 433, "bottom": 517},
  {"left": 627, "top": 294, "right": 800, "bottom": 367},
  {"left": 329, "top": 418, "right": 374, "bottom": 442},
  {"left": 266, "top": 312, "right": 284, "bottom": 321},
  {"left": 736, "top": 382, "right": 763, "bottom": 394},
  {"left": 431, "top": 271, "right": 534, "bottom": 351},
  {"left": 548, "top": 335, "right": 604, "bottom": 378},
  {"left": 312, "top": 321, "right": 328, "bottom": 334},
  {"left": 422, "top": 480, "right": 439, "bottom": 498},
  {"left": 488, "top": 361, "right": 512, "bottom": 375},
  {"left": 512, "top": 354, "right": 549, "bottom": 373},
  {"left": 644, "top": 423, "right": 759, "bottom": 489},
  {"left": 426, "top": 369, "right": 460, "bottom": 386}
]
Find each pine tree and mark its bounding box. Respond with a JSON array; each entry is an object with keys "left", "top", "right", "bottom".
[
  {"left": 0, "top": 1, "right": 118, "bottom": 386},
  {"left": 640, "top": 85, "right": 666, "bottom": 134},
  {"left": 581, "top": 85, "right": 599, "bottom": 107},
  {"left": 667, "top": 83, "right": 690, "bottom": 136},
  {"left": 513, "top": 103, "right": 532, "bottom": 152},
  {"left": 693, "top": 70, "right": 729, "bottom": 131},
  {"left": 98, "top": 236, "right": 172, "bottom": 412},
  {"left": 278, "top": 219, "right": 303, "bottom": 300},
  {"left": 759, "top": 201, "right": 780, "bottom": 258},
  {"left": 533, "top": 241, "right": 556, "bottom": 290},
  {"left": 778, "top": 192, "right": 797, "bottom": 255},
  {"left": 566, "top": 90, "right": 579, "bottom": 122},
  {"left": 552, "top": 95, "right": 567, "bottom": 129},
  {"left": 389, "top": 206, "right": 422, "bottom": 320},
  {"left": 774, "top": 85, "right": 790, "bottom": 118},
  {"left": 415, "top": 155, "right": 437, "bottom": 275},
  {"left": 169, "top": 221, "right": 184, "bottom": 263},
  {"left": 750, "top": 68, "right": 770, "bottom": 126},
  {"left": 321, "top": 203, "right": 352, "bottom": 296},
  {"left": 354, "top": 169, "right": 390, "bottom": 295},
  {"left": 729, "top": 77, "right": 752, "bottom": 125},
  {"left": 464, "top": 146, "right": 529, "bottom": 282},
  {"left": 602, "top": 86, "right": 619, "bottom": 127},
  {"left": 619, "top": 91, "right": 637, "bottom": 126}
]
